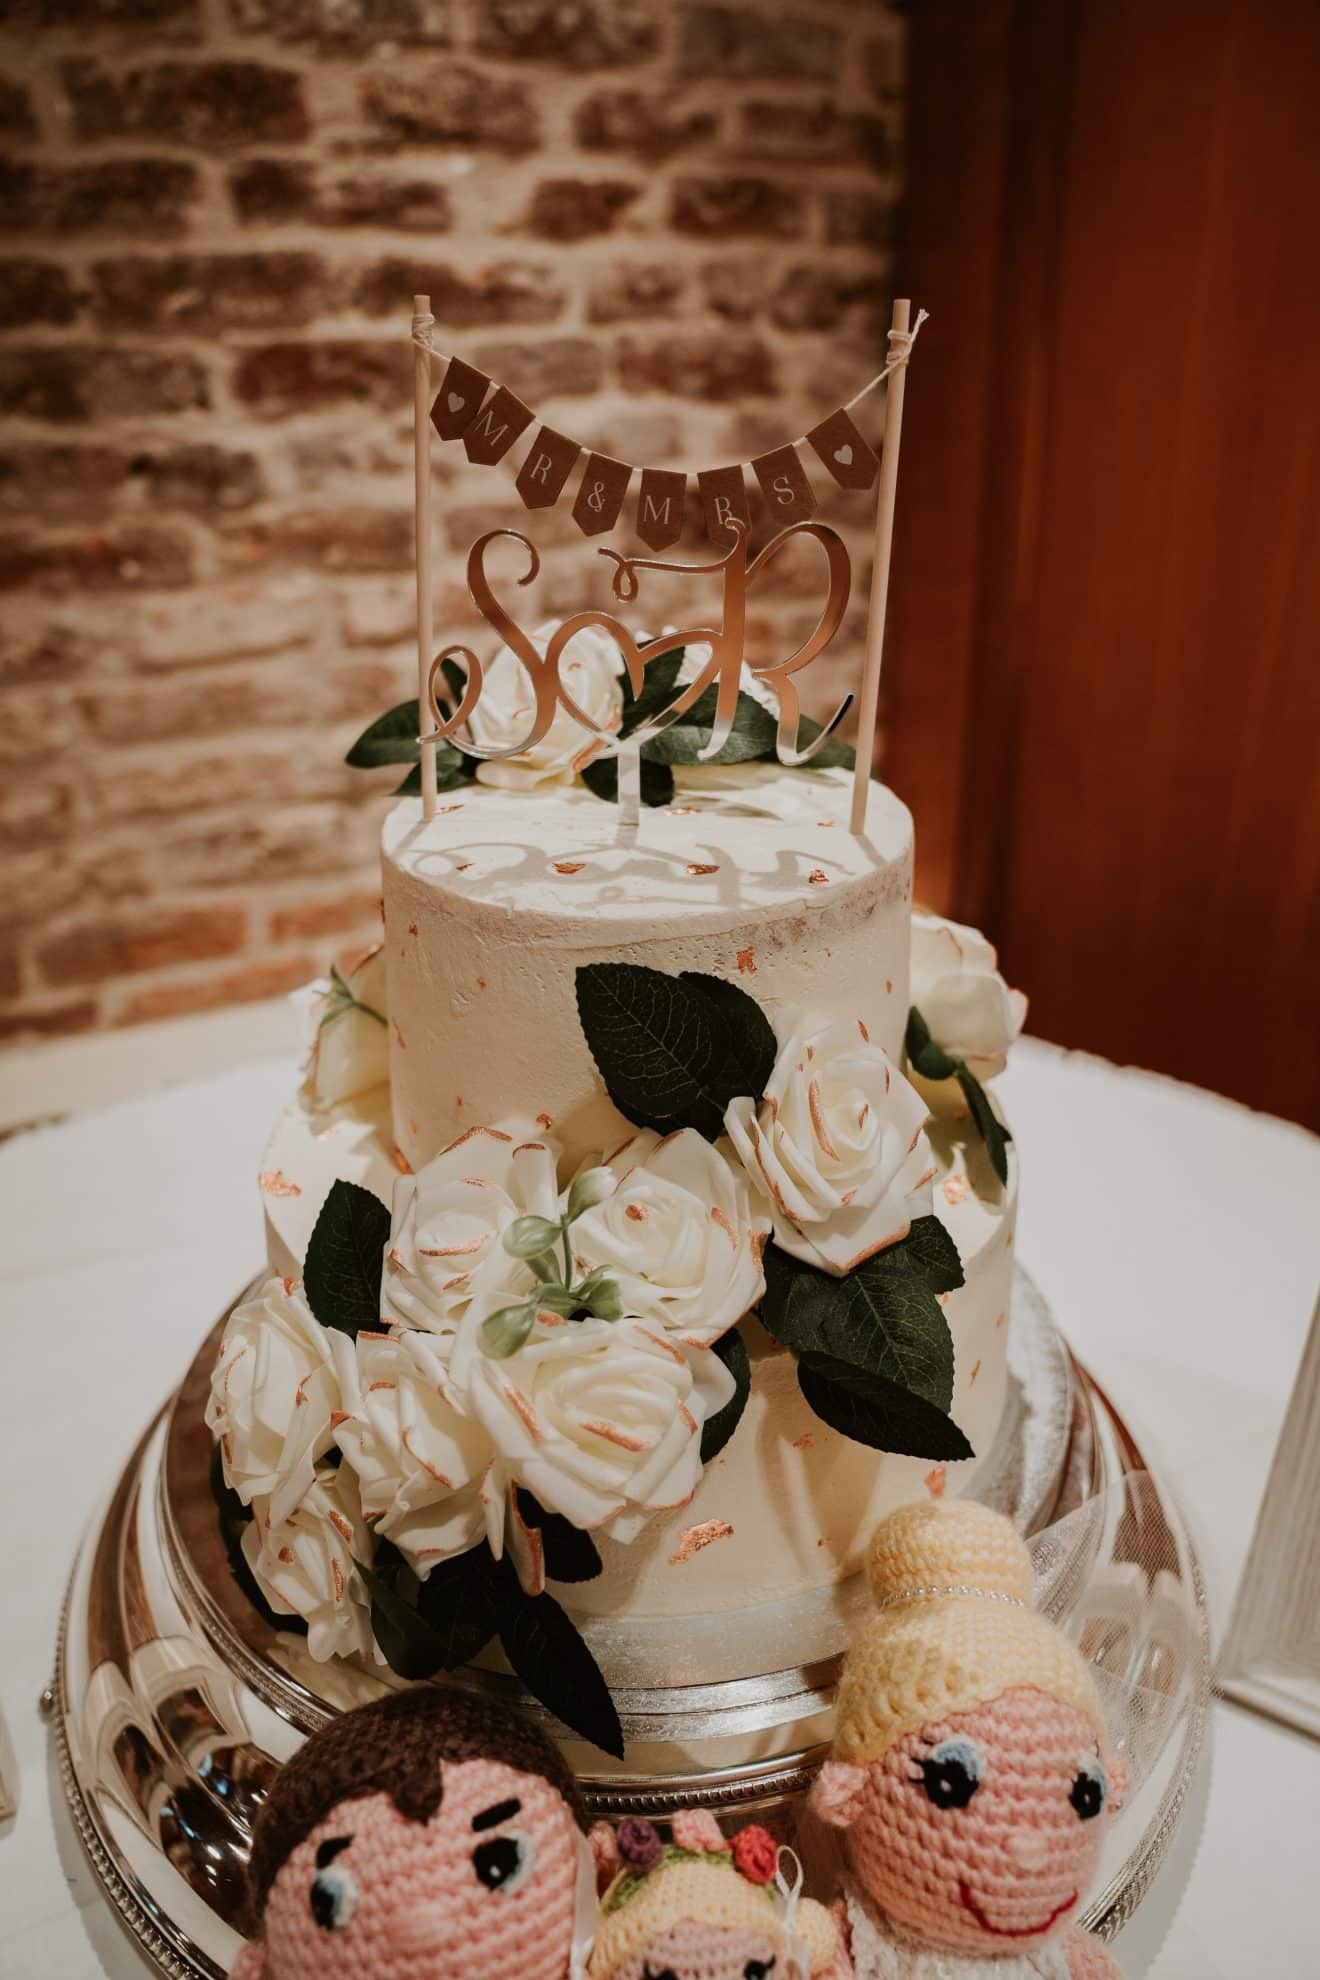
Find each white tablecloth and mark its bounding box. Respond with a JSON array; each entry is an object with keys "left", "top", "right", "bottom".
[{"left": 0, "top": 1033, "right": 1316, "bottom": 1978}]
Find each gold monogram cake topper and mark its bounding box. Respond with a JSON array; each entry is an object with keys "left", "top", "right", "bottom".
[{"left": 410, "top": 294, "right": 926, "bottom": 832}]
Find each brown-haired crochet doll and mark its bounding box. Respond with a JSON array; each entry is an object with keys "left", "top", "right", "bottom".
[
  {"left": 231, "top": 1685, "right": 597, "bottom": 1980},
  {"left": 810, "top": 1500, "right": 1126, "bottom": 1979}
]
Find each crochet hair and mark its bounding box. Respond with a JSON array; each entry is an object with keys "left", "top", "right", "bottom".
[{"left": 247, "top": 1686, "right": 588, "bottom": 1917}]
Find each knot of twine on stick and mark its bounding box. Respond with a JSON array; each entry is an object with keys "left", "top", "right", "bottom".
[
  {"left": 843, "top": 307, "right": 929, "bottom": 413},
  {"left": 411, "top": 313, "right": 439, "bottom": 356}
]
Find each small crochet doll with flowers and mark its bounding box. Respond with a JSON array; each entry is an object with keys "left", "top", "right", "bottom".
[
  {"left": 589, "top": 1811, "right": 851, "bottom": 1979},
  {"left": 810, "top": 1500, "right": 1126, "bottom": 1979},
  {"left": 231, "top": 1685, "right": 599, "bottom": 1980}
]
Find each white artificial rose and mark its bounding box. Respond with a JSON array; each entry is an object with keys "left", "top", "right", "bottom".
[
  {"left": 206, "top": 1276, "right": 355, "bottom": 1527},
  {"left": 381, "top": 1121, "right": 562, "bottom": 1341},
  {"left": 332, "top": 1328, "right": 496, "bottom": 1578},
  {"left": 242, "top": 1467, "right": 378, "bottom": 1663},
  {"left": 464, "top": 1317, "right": 736, "bottom": 1543},
  {"left": 297, "top": 944, "right": 390, "bottom": 1108},
  {"left": 725, "top": 1018, "right": 936, "bottom": 1275},
  {"left": 472, "top": 619, "right": 624, "bottom": 790},
  {"left": 569, "top": 1128, "right": 769, "bottom": 1348},
  {"left": 909, "top": 912, "right": 1027, "bottom": 1086}
]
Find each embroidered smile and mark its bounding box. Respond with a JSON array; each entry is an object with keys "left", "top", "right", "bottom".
[{"left": 959, "top": 1883, "right": 1078, "bottom": 1937}]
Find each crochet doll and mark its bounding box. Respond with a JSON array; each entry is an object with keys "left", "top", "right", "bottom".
[
  {"left": 810, "top": 1500, "right": 1126, "bottom": 1979},
  {"left": 589, "top": 1810, "right": 851, "bottom": 1979},
  {"left": 231, "top": 1685, "right": 598, "bottom": 1980}
]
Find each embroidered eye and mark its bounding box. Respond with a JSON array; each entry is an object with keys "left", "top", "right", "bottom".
[
  {"left": 472, "top": 1830, "right": 534, "bottom": 1895},
  {"left": 1070, "top": 1755, "right": 1108, "bottom": 1820},
  {"left": 917, "top": 1737, "right": 983, "bottom": 1810},
  {"left": 309, "top": 1839, "right": 356, "bottom": 1931}
]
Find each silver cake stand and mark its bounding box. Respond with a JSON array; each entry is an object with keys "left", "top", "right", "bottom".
[{"left": 47, "top": 1269, "right": 1209, "bottom": 1979}]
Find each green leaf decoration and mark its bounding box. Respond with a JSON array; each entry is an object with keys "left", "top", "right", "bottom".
[
  {"left": 762, "top": 1243, "right": 954, "bottom": 1411},
  {"left": 956, "top": 1064, "right": 1012, "bottom": 1186},
  {"left": 345, "top": 698, "right": 422, "bottom": 768},
  {"left": 391, "top": 755, "right": 475, "bottom": 798},
  {"left": 413, "top": 1543, "right": 518, "bottom": 1666},
  {"left": 516, "top": 1489, "right": 604, "bottom": 1585},
  {"left": 481, "top": 1301, "right": 539, "bottom": 1358},
  {"left": 906, "top": 1006, "right": 1013, "bottom": 1187},
  {"left": 700, "top": 1325, "right": 751, "bottom": 1463},
  {"left": 503, "top": 1214, "right": 563, "bottom": 1260},
  {"left": 887, "top": 1214, "right": 966, "bottom": 1295},
  {"left": 789, "top": 710, "right": 856, "bottom": 769},
  {"left": 797, "top": 1353, "right": 974, "bottom": 1462},
  {"left": 500, "top": 1589, "right": 625, "bottom": 1759},
  {"left": 357, "top": 1558, "right": 452, "bottom": 1680},
  {"left": 580, "top": 754, "right": 675, "bottom": 808},
  {"left": 620, "top": 646, "right": 686, "bottom": 736},
  {"left": 640, "top": 684, "right": 778, "bottom": 766},
  {"left": 210, "top": 1445, "right": 307, "bottom": 1639},
  {"left": 905, "top": 1005, "right": 960, "bottom": 1081},
  {"left": 576, "top": 963, "right": 776, "bottom": 1142},
  {"left": 303, "top": 1179, "right": 391, "bottom": 1339}
]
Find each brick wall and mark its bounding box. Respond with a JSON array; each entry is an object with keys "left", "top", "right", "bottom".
[{"left": 0, "top": 0, "right": 903, "bottom": 1047}]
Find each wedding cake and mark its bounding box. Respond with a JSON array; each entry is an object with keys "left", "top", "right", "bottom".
[{"left": 213, "top": 625, "right": 1028, "bottom": 1755}]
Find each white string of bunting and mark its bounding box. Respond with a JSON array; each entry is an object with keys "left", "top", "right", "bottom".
[{"left": 410, "top": 307, "right": 927, "bottom": 554}]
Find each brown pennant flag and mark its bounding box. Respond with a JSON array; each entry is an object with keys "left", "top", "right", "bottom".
[
  {"left": 698, "top": 464, "right": 751, "bottom": 550},
  {"left": 463, "top": 385, "right": 534, "bottom": 466},
  {"left": 751, "top": 443, "right": 817, "bottom": 525},
  {"left": 806, "top": 407, "right": 880, "bottom": 491},
  {"left": 572, "top": 453, "right": 632, "bottom": 536},
  {"left": 636, "top": 468, "right": 686, "bottom": 551},
  {"left": 516, "top": 425, "right": 581, "bottom": 509},
  {"left": 431, "top": 356, "right": 489, "bottom": 441}
]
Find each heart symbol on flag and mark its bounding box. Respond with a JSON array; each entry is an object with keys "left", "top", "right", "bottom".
[
  {"left": 447, "top": 393, "right": 465, "bottom": 413},
  {"left": 834, "top": 443, "right": 854, "bottom": 467}
]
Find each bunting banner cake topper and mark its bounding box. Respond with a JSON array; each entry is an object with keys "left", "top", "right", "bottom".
[{"left": 409, "top": 293, "right": 926, "bottom": 838}]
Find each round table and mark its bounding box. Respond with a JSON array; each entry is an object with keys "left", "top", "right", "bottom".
[{"left": 0, "top": 1026, "right": 1316, "bottom": 1979}]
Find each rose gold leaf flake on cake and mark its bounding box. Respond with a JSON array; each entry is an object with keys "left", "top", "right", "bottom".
[
  {"left": 331, "top": 1559, "right": 345, "bottom": 1602},
  {"left": 259, "top": 1169, "right": 301, "bottom": 1197},
  {"left": 793, "top": 1433, "right": 814, "bottom": 1451},
  {"left": 938, "top": 1291, "right": 951, "bottom": 1306},
  {"left": 504, "top": 1384, "right": 541, "bottom": 1440},
  {"left": 970, "top": 1359, "right": 982, "bottom": 1385},
  {"left": 441, "top": 1124, "right": 513, "bottom": 1154},
  {"left": 553, "top": 860, "right": 586, "bottom": 875},
  {"left": 583, "top": 1418, "right": 648, "bottom": 1452},
  {"left": 455, "top": 861, "right": 471, "bottom": 873},
  {"left": 327, "top": 1507, "right": 354, "bottom": 1543},
  {"left": 678, "top": 1404, "right": 697, "bottom": 1436},
  {"left": 388, "top": 1247, "right": 407, "bottom": 1269},
  {"left": 392, "top": 1022, "right": 406, "bottom": 1049},
  {"left": 368, "top": 1380, "right": 396, "bottom": 1393},
  {"left": 943, "top": 1174, "right": 972, "bottom": 1205},
  {"left": 537, "top": 1112, "right": 553, "bottom": 1130},
  {"left": 408, "top": 921, "right": 419, "bottom": 935},
  {"left": 807, "top": 869, "right": 829, "bottom": 884},
  {"left": 281, "top": 1275, "right": 297, "bottom": 1296},
  {"left": 686, "top": 861, "right": 719, "bottom": 875},
  {"left": 403, "top": 1428, "right": 452, "bottom": 1485},
  {"left": 636, "top": 1325, "right": 685, "bottom": 1365},
  {"left": 477, "top": 976, "right": 487, "bottom": 990},
  {"left": 737, "top": 946, "right": 757, "bottom": 974},
  {"left": 709, "top": 1205, "right": 736, "bottom": 1244},
  {"left": 436, "top": 802, "right": 464, "bottom": 814},
  {"left": 392, "top": 1145, "right": 414, "bottom": 1175},
  {"left": 624, "top": 1202, "right": 648, "bottom": 1221},
  {"left": 329, "top": 1410, "right": 351, "bottom": 1430},
  {"left": 278, "top": 1546, "right": 294, "bottom": 1564},
  {"left": 857, "top": 1018, "right": 870, "bottom": 1042},
  {"left": 885, "top": 978, "right": 893, "bottom": 994},
  {"left": 419, "top": 1232, "right": 488, "bottom": 1257},
  {"left": 668, "top": 1519, "right": 734, "bottom": 1565},
  {"left": 925, "top": 1466, "right": 948, "bottom": 1500},
  {"left": 995, "top": 1309, "right": 1007, "bottom": 1328}
]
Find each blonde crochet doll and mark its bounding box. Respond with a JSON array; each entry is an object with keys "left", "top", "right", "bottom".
[
  {"left": 810, "top": 1501, "right": 1126, "bottom": 1980},
  {"left": 589, "top": 1811, "right": 851, "bottom": 1979}
]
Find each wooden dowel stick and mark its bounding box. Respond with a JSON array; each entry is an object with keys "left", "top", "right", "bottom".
[
  {"left": 413, "top": 292, "right": 438, "bottom": 821},
  {"left": 850, "top": 296, "right": 912, "bottom": 835}
]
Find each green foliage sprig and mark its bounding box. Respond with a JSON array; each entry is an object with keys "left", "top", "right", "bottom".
[{"left": 905, "top": 1006, "right": 1013, "bottom": 1185}]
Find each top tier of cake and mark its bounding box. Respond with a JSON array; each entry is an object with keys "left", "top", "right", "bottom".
[{"left": 382, "top": 764, "right": 914, "bottom": 1174}]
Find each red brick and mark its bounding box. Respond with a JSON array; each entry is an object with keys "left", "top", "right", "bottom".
[
  {"left": 679, "top": 4, "right": 840, "bottom": 82},
  {"left": 737, "top": 102, "right": 895, "bottom": 172},
  {"left": 229, "top": 158, "right": 453, "bottom": 231},
  {"left": 587, "top": 261, "right": 685, "bottom": 325},
  {"left": 0, "top": 775, "right": 78, "bottom": 849},
  {"left": 113, "top": 953, "right": 317, "bottom": 1026},
  {"left": 90, "top": 747, "right": 344, "bottom": 821},
  {"left": 64, "top": 58, "right": 307, "bottom": 147},
  {"left": 468, "top": 336, "right": 603, "bottom": 405},
  {"left": 163, "top": 805, "right": 364, "bottom": 889},
  {"left": 0, "top": 686, "right": 83, "bottom": 764},
  {"left": 354, "top": 257, "right": 563, "bottom": 326},
  {"left": 0, "top": 346, "right": 211, "bottom": 424},
  {"left": 0, "top": 75, "right": 37, "bottom": 140},
  {"left": 770, "top": 265, "right": 892, "bottom": 336},
  {"left": 442, "top": 500, "right": 582, "bottom": 555},
  {"left": 1, "top": 844, "right": 150, "bottom": 926},
  {"left": 575, "top": 89, "right": 718, "bottom": 157},
  {"left": 359, "top": 62, "right": 537, "bottom": 151},
  {"left": 80, "top": 668, "right": 312, "bottom": 744},
  {"left": 700, "top": 255, "right": 771, "bottom": 321},
  {"left": 0, "top": 999, "right": 101, "bottom": 1045},
  {"left": 336, "top": 575, "right": 416, "bottom": 647},
  {"left": 0, "top": 445, "right": 130, "bottom": 522},
  {"left": 93, "top": 252, "right": 328, "bottom": 335},
  {"left": 225, "top": 0, "right": 450, "bottom": 45},
  {"left": 233, "top": 339, "right": 408, "bottom": 419},
  {"left": 11, "top": 0, "right": 199, "bottom": 34},
  {"left": 0, "top": 616, "right": 95, "bottom": 686},
  {"left": 670, "top": 177, "right": 805, "bottom": 239},
  {"left": 616, "top": 332, "right": 777, "bottom": 402},
  {"left": 269, "top": 888, "right": 381, "bottom": 942},
  {"left": 865, "top": 30, "right": 904, "bottom": 102},
  {"left": 521, "top": 178, "right": 641, "bottom": 243},
  {"left": 0, "top": 158, "right": 199, "bottom": 237},
  {"left": 221, "top": 509, "right": 413, "bottom": 575},
  {"left": 477, "top": 0, "right": 657, "bottom": 64},
  {"left": 825, "top": 187, "right": 899, "bottom": 249},
  {"left": 126, "top": 577, "right": 321, "bottom": 670},
  {"left": 39, "top": 904, "right": 247, "bottom": 989},
  {"left": 130, "top": 443, "right": 265, "bottom": 513},
  {"left": 0, "top": 261, "right": 85, "bottom": 330},
  {"left": 0, "top": 524, "right": 195, "bottom": 594},
  {"left": 0, "top": 945, "right": 20, "bottom": 1002}
]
